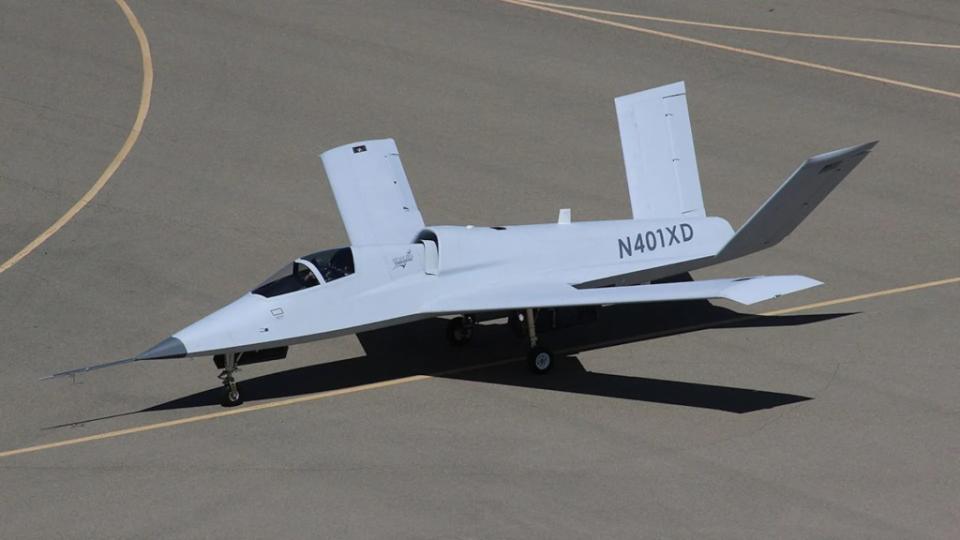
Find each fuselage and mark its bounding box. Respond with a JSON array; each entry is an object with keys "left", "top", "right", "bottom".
[{"left": 171, "top": 216, "right": 735, "bottom": 357}]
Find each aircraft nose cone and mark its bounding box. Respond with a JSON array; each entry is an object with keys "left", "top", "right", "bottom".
[{"left": 137, "top": 336, "right": 187, "bottom": 360}]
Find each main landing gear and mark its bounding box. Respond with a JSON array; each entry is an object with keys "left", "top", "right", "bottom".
[
  {"left": 217, "top": 352, "right": 243, "bottom": 407},
  {"left": 520, "top": 308, "right": 554, "bottom": 374},
  {"left": 447, "top": 315, "right": 475, "bottom": 346},
  {"left": 447, "top": 309, "right": 555, "bottom": 374}
]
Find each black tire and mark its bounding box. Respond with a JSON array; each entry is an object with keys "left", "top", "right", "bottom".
[
  {"left": 221, "top": 385, "right": 243, "bottom": 407},
  {"left": 446, "top": 316, "right": 473, "bottom": 346},
  {"left": 527, "top": 346, "right": 553, "bottom": 374}
]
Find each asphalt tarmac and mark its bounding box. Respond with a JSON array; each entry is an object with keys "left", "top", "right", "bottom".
[{"left": 1, "top": 1, "right": 958, "bottom": 538}]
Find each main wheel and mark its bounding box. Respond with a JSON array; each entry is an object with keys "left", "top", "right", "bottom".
[
  {"left": 221, "top": 385, "right": 243, "bottom": 407},
  {"left": 446, "top": 316, "right": 474, "bottom": 346},
  {"left": 527, "top": 346, "right": 554, "bottom": 374}
]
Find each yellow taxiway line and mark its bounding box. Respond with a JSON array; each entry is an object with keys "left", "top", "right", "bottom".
[
  {"left": 0, "top": 276, "right": 957, "bottom": 460},
  {"left": 522, "top": 0, "right": 960, "bottom": 49},
  {"left": 0, "top": 0, "right": 153, "bottom": 275},
  {"left": 762, "top": 276, "right": 960, "bottom": 316},
  {"left": 500, "top": 0, "right": 960, "bottom": 100}
]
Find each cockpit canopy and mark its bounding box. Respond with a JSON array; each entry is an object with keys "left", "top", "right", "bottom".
[{"left": 252, "top": 247, "right": 355, "bottom": 298}]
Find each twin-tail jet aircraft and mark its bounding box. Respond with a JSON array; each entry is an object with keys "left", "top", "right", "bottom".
[{"left": 49, "top": 82, "right": 876, "bottom": 406}]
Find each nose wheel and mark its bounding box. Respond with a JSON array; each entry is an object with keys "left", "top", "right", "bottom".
[
  {"left": 216, "top": 352, "right": 243, "bottom": 407},
  {"left": 521, "top": 308, "right": 553, "bottom": 374}
]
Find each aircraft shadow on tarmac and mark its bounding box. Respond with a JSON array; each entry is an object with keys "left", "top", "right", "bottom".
[
  {"left": 136, "top": 299, "right": 851, "bottom": 416},
  {"left": 50, "top": 297, "right": 853, "bottom": 428}
]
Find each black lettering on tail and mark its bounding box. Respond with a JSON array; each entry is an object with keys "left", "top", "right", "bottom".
[{"left": 618, "top": 237, "right": 632, "bottom": 259}]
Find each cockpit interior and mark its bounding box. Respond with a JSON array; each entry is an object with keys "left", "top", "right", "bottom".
[{"left": 252, "top": 247, "right": 354, "bottom": 298}]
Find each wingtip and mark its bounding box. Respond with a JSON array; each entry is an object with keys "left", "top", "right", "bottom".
[
  {"left": 798, "top": 275, "right": 825, "bottom": 288},
  {"left": 723, "top": 275, "right": 824, "bottom": 305}
]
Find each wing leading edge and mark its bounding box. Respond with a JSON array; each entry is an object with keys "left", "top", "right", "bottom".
[{"left": 320, "top": 139, "right": 425, "bottom": 246}]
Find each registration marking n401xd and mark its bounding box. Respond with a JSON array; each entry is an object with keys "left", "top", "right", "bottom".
[{"left": 619, "top": 223, "right": 694, "bottom": 259}]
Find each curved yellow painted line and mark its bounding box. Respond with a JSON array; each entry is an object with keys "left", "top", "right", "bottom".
[
  {"left": 0, "top": 0, "right": 153, "bottom": 275},
  {"left": 502, "top": 0, "right": 960, "bottom": 100},
  {"left": 524, "top": 0, "right": 960, "bottom": 49}
]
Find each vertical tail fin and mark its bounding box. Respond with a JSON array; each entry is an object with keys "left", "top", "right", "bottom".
[{"left": 616, "top": 81, "right": 706, "bottom": 220}]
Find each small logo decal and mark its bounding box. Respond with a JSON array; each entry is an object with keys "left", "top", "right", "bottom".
[
  {"left": 270, "top": 307, "right": 284, "bottom": 318},
  {"left": 392, "top": 249, "right": 413, "bottom": 269}
]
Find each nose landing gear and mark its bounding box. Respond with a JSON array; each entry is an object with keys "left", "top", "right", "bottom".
[{"left": 215, "top": 352, "right": 243, "bottom": 407}]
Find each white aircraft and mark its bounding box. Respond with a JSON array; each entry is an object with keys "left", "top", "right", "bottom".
[{"left": 49, "top": 82, "right": 875, "bottom": 406}]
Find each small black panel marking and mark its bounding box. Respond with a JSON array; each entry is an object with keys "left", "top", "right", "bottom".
[{"left": 819, "top": 160, "right": 842, "bottom": 174}]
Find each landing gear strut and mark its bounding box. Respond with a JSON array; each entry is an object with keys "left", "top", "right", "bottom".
[
  {"left": 522, "top": 308, "right": 554, "bottom": 374},
  {"left": 217, "top": 352, "right": 243, "bottom": 407}
]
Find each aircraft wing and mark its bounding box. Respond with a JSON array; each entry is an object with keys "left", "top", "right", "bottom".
[
  {"left": 320, "top": 138, "right": 425, "bottom": 246},
  {"left": 425, "top": 275, "right": 821, "bottom": 314},
  {"left": 616, "top": 81, "right": 706, "bottom": 219}
]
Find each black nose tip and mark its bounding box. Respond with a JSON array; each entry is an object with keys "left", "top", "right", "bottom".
[{"left": 137, "top": 337, "right": 187, "bottom": 360}]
